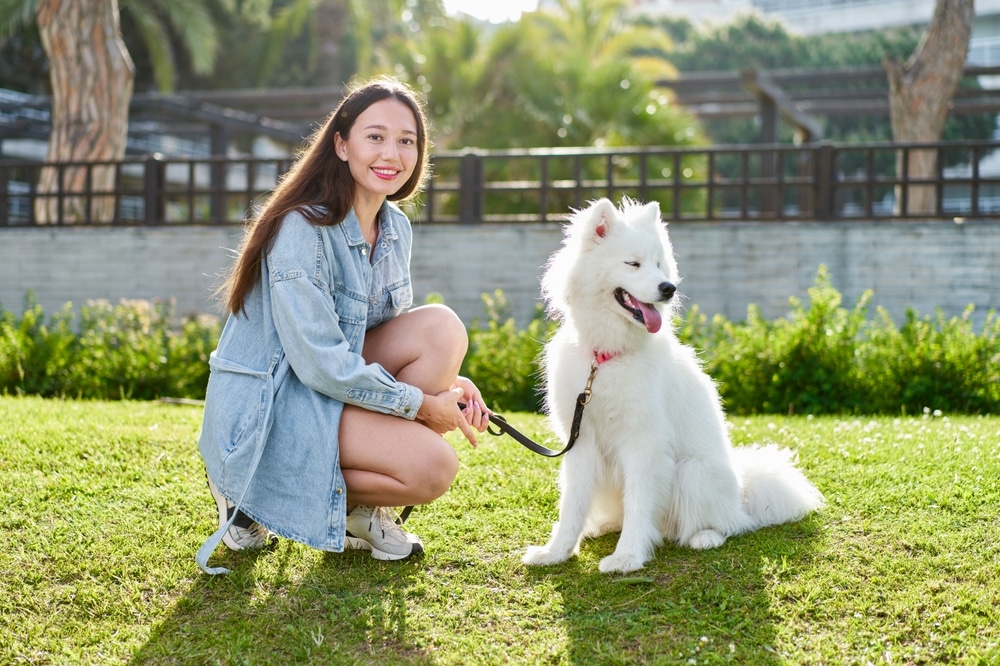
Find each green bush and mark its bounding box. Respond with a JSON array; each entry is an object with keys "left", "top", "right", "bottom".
[
  {"left": 0, "top": 294, "right": 219, "bottom": 400},
  {"left": 679, "top": 266, "right": 1000, "bottom": 415},
  {"left": 460, "top": 290, "right": 554, "bottom": 413},
  {"left": 2, "top": 271, "right": 998, "bottom": 415},
  {"left": 855, "top": 305, "right": 1000, "bottom": 415}
]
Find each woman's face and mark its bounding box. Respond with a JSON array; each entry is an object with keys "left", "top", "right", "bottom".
[{"left": 334, "top": 98, "right": 419, "bottom": 206}]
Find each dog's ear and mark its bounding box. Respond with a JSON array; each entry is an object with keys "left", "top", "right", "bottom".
[
  {"left": 589, "top": 198, "right": 618, "bottom": 239},
  {"left": 640, "top": 200, "right": 662, "bottom": 225}
]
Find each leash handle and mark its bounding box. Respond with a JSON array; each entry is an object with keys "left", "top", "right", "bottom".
[{"left": 458, "top": 402, "right": 575, "bottom": 458}]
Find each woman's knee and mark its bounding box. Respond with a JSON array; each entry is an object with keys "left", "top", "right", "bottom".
[
  {"left": 412, "top": 440, "right": 460, "bottom": 504},
  {"left": 410, "top": 304, "right": 468, "bottom": 359}
]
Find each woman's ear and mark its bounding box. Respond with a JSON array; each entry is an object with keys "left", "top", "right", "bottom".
[{"left": 333, "top": 133, "right": 348, "bottom": 161}]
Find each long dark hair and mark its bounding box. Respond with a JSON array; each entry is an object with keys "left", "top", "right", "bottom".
[{"left": 222, "top": 76, "right": 431, "bottom": 315}]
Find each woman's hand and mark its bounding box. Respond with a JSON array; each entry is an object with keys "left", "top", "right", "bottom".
[
  {"left": 453, "top": 376, "right": 492, "bottom": 433},
  {"left": 416, "top": 386, "right": 480, "bottom": 446},
  {"left": 415, "top": 378, "right": 492, "bottom": 447}
]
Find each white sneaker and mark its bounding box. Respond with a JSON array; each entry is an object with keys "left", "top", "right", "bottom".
[
  {"left": 345, "top": 506, "right": 424, "bottom": 560},
  {"left": 207, "top": 475, "right": 277, "bottom": 551}
]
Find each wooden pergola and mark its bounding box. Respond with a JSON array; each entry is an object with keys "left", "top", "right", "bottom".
[
  {"left": 657, "top": 64, "right": 1000, "bottom": 143},
  {"left": 2, "top": 65, "right": 999, "bottom": 159}
]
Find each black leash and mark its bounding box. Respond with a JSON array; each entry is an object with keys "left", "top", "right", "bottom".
[
  {"left": 469, "top": 356, "right": 602, "bottom": 457},
  {"left": 396, "top": 361, "right": 601, "bottom": 526}
]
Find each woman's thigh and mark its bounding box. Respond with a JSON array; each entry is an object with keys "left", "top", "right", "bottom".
[
  {"left": 338, "top": 404, "right": 459, "bottom": 505},
  {"left": 362, "top": 304, "right": 467, "bottom": 390},
  {"left": 336, "top": 304, "right": 467, "bottom": 504}
]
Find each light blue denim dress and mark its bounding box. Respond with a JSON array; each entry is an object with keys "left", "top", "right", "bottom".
[{"left": 196, "top": 203, "right": 424, "bottom": 574}]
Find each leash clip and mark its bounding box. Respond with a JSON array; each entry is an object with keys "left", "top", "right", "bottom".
[{"left": 580, "top": 358, "right": 600, "bottom": 405}]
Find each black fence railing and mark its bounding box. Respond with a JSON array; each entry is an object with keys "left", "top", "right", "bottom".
[{"left": 2, "top": 140, "right": 999, "bottom": 226}]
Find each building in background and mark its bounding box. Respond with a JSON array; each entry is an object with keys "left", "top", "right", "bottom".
[{"left": 634, "top": 0, "right": 1000, "bottom": 67}]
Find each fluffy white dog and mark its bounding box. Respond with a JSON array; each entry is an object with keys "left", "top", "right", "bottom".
[{"left": 523, "top": 198, "right": 825, "bottom": 574}]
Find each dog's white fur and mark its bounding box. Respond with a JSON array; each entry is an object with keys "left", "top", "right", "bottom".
[{"left": 523, "top": 198, "right": 825, "bottom": 574}]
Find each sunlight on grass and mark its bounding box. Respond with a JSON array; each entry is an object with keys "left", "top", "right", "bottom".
[{"left": 1, "top": 397, "right": 998, "bottom": 664}]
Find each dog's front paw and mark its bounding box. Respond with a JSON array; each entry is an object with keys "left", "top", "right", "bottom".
[
  {"left": 686, "top": 529, "right": 726, "bottom": 550},
  {"left": 598, "top": 551, "right": 647, "bottom": 574},
  {"left": 523, "top": 544, "right": 572, "bottom": 567}
]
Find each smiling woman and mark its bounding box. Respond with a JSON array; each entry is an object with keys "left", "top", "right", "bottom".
[{"left": 194, "top": 76, "right": 493, "bottom": 575}]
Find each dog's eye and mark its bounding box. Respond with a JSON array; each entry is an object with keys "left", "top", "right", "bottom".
[{"left": 626, "top": 261, "right": 640, "bottom": 268}]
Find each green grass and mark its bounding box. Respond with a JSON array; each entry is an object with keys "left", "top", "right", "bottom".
[{"left": 1, "top": 397, "right": 998, "bottom": 665}]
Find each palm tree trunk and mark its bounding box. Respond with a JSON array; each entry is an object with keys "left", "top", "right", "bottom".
[
  {"left": 36, "top": 0, "right": 135, "bottom": 224},
  {"left": 884, "top": 0, "right": 974, "bottom": 215},
  {"left": 316, "top": 1, "right": 349, "bottom": 87}
]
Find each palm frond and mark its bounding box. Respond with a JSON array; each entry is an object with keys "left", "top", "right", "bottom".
[{"left": 0, "top": 0, "right": 38, "bottom": 39}]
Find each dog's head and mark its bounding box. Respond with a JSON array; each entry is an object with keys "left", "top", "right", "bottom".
[{"left": 542, "top": 197, "right": 680, "bottom": 334}]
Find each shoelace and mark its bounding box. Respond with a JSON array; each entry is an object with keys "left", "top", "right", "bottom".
[{"left": 371, "top": 507, "right": 398, "bottom": 536}]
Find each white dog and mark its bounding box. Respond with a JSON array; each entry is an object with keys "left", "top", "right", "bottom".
[{"left": 523, "top": 198, "right": 825, "bottom": 574}]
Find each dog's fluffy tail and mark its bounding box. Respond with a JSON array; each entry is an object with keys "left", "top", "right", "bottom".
[{"left": 731, "top": 444, "right": 825, "bottom": 529}]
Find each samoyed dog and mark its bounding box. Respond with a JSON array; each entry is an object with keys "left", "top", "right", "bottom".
[{"left": 523, "top": 198, "right": 825, "bottom": 574}]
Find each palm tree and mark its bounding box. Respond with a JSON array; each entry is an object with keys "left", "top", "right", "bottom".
[
  {"left": 380, "top": 0, "right": 706, "bottom": 216},
  {"left": 386, "top": 0, "right": 699, "bottom": 150},
  {"left": 118, "top": 0, "right": 231, "bottom": 92},
  {"left": 1, "top": 0, "right": 231, "bottom": 92},
  {"left": 0, "top": 0, "right": 232, "bottom": 222},
  {"left": 255, "top": 0, "right": 423, "bottom": 88}
]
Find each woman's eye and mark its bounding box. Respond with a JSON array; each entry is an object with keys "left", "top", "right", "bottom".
[{"left": 367, "top": 133, "right": 383, "bottom": 142}]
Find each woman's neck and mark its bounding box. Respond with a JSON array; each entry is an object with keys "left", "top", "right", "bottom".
[
  {"left": 354, "top": 195, "right": 385, "bottom": 246},
  {"left": 353, "top": 195, "right": 385, "bottom": 242}
]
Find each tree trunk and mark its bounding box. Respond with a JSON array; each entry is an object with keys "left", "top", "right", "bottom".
[
  {"left": 884, "top": 0, "right": 974, "bottom": 215},
  {"left": 36, "top": 0, "right": 134, "bottom": 224},
  {"left": 316, "top": 1, "right": 349, "bottom": 88}
]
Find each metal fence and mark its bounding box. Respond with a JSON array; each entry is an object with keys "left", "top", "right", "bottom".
[{"left": 2, "top": 139, "right": 999, "bottom": 226}]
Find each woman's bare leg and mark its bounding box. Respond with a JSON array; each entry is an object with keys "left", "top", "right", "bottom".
[{"left": 339, "top": 304, "right": 467, "bottom": 506}]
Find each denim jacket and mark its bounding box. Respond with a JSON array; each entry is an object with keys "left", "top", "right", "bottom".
[{"left": 196, "top": 203, "right": 424, "bottom": 574}]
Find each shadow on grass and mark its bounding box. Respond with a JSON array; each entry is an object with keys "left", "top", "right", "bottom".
[
  {"left": 129, "top": 546, "right": 438, "bottom": 665},
  {"left": 128, "top": 513, "right": 823, "bottom": 665},
  {"left": 519, "top": 514, "right": 826, "bottom": 664}
]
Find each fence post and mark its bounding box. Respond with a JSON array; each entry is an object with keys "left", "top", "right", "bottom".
[
  {"left": 143, "top": 154, "right": 165, "bottom": 224},
  {"left": 210, "top": 125, "right": 229, "bottom": 223},
  {"left": 814, "top": 142, "right": 835, "bottom": 220},
  {"left": 0, "top": 164, "right": 7, "bottom": 226},
  {"left": 459, "top": 150, "right": 482, "bottom": 224}
]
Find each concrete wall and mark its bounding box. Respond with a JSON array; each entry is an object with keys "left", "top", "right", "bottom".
[{"left": 1, "top": 220, "right": 998, "bottom": 329}]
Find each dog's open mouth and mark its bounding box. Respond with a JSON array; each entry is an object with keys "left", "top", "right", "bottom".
[{"left": 614, "top": 288, "right": 663, "bottom": 333}]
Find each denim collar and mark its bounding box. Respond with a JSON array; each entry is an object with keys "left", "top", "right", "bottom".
[{"left": 338, "top": 202, "right": 401, "bottom": 248}]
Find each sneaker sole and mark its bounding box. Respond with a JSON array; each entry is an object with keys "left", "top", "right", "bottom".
[
  {"left": 344, "top": 534, "right": 420, "bottom": 561},
  {"left": 344, "top": 535, "right": 373, "bottom": 551}
]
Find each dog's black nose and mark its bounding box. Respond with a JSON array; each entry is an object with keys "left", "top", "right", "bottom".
[{"left": 659, "top": 281, "right": 676, "bottom": 300}]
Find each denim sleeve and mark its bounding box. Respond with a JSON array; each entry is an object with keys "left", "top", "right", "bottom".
[{"left": 266, "top": 213, "right": 423, "bottom": 420}]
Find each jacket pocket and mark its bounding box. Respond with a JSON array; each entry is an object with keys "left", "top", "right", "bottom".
[
  {"left": 387, "top": 280, "right": 413, "bottom": 317},
  {"left": 207, "top": 355, "right": 274, "bottom": 456}
]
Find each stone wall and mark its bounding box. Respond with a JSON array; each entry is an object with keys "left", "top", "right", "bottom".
[{"left": 1, "top": 219, "right": 997, "bottom": 328}]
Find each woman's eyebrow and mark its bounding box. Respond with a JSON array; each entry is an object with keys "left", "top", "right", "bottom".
[{"left": 362, "top": 123, "right": 417, "bottom": 136}]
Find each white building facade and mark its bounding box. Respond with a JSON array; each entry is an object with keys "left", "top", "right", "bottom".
[{"left": 633, "top": 0, "right": 1000, "bottom": 66}]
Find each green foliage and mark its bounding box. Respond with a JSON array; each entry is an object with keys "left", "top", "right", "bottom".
[
  {"left": 655, "top": 11, "right": 996, "bottom": 146},
  {"left": 460, "top": 290, "right": 554, "bottom": 413},
  {"left": 682, "top": 266, "right": 1000, "bottom": 415},
  {"left": 857, "top": 305, "right": 1000, "bottom": 415},
  {"left": 3, "top": 275, "right": 998, "bottom": 415},
  {"left": 0, "top": 294, "right": 219, "bottom": 400},
  {"left": 382, "top": 0, "right": 703, "bottom": 152}
]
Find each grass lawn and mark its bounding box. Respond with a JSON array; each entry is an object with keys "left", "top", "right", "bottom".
[{"left": 1, "top": 396, "right": 998, "bottom": 665}]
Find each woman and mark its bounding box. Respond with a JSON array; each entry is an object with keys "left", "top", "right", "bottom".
[{"left": 196, "top": 76, "right": 490, "bottom": 575}]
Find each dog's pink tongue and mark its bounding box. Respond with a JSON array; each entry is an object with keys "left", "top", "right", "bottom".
[{"left": 639, "top": 302, "right": 662, "bottom": 333}]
